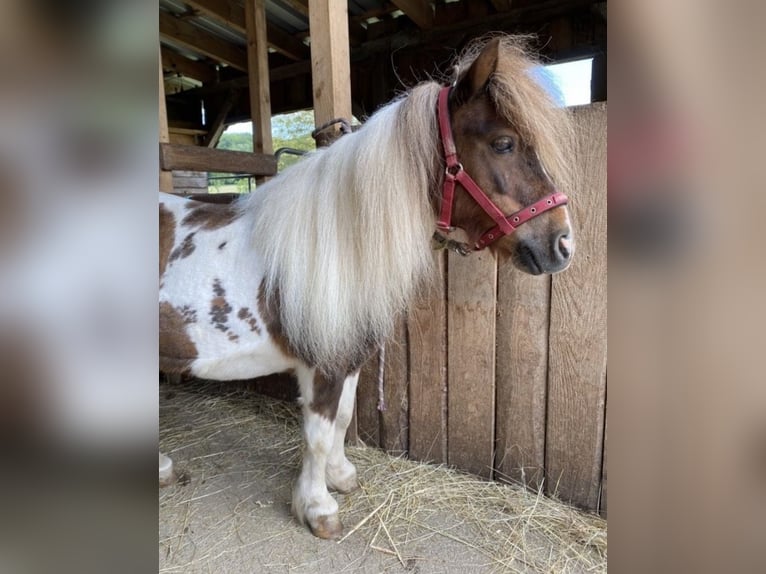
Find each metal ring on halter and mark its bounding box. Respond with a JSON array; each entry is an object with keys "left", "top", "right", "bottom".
[{"left": 445, "top": 163, "right": 463, "bottom": 177}]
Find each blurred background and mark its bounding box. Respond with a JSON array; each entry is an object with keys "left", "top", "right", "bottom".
[{"left": 1, "top": 0, "right": 765, "bottom": 572}]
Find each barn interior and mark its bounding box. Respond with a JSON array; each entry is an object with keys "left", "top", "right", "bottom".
[{"left": 159, "top": 0, "right": 606, "bottom": 178}]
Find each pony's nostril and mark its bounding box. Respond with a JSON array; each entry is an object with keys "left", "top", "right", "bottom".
[{"left": 557, "top": 234, "right": 572, "bottom": 260}]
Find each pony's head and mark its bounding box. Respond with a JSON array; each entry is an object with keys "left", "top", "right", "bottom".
[{"left": 443, "top": 37, "right": 575, "bottom": 274}]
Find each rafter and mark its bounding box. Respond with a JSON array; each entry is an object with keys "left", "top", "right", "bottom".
[
  {"left": 277, "top": 0, "right": 309, "bottom": 18},
  {"left": 160, "top": 10, "right": 248, "bottom": 71},
  {"left": 390, "top": 0, "right": 434, "bottom": 30},
  {"left": 161, "top": 47, "right": 218, "bottom": 83},
  {"left": 183, "top": 0, "right": 309, "bottom": 61},
  {"left": 490, "top": 0, "right": 513, "bottom": 12}
]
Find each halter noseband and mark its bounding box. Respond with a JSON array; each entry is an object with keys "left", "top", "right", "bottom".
[{"left": 436, "top": 86, "right": 568, "bottom": 251}]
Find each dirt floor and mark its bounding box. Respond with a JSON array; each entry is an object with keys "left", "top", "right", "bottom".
[{"left": 159, "top": 381, "right": 606, "bottom": 573}]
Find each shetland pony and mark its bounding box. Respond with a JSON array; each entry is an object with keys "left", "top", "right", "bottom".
[{"left": 159, "top": 36, "right": 575, "bottom": 539}]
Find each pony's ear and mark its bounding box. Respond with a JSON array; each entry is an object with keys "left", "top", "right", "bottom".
[{"left": 452, "top": 38, "right": 500, "bottom": 105}]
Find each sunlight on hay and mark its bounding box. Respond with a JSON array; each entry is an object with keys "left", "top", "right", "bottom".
[{"left": 160, "top": 381, "right": 606, "bottom": 574}]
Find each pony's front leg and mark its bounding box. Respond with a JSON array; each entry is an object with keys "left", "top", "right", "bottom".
[
  {"left": 326, "top": 371, "right": 359, "bottom": 494},
  {"left": 293, "top": 366, "right": 345, "bottom": 539}
]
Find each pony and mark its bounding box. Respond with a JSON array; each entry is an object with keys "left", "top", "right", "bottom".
[{"left": 159, "top": 36, "right": 575, "bottom": 539}]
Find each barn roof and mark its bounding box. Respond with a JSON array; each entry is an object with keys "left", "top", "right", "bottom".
[{"left": 160, "top": 0, "right": 606, "bottom": 133}]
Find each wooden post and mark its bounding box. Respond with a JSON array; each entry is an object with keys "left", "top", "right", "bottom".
[
  {"left": 159, "top": 47, "right": 173, "bottom": 193},
  {"left": 308, "top": 0, "right": 352, "bottom": 145},
  {"left": 245, "top": 0, "right": 273, "bottom": 156}
]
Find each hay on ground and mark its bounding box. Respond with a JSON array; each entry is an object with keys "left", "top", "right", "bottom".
[{"left": 160, "top": 380, "right": 606, "bottom": 573}]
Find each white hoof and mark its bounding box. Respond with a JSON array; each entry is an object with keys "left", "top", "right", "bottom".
[
  {"left": 292, "top": 485, "right": 341, "bottom": 538},
  {"left": 159, "top": 452, "right": 176, "bottom": 487}
]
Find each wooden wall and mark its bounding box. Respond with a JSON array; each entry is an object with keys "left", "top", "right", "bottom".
[{"left": 352, "top": 102, "right": 607, "bottom": 515}]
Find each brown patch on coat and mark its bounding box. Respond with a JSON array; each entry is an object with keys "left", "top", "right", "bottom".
[
  {"left": 181, "top": 202, "right": 240, "bottom": 231},
  {"left": 179, "top": 305, "right": 197, "bottom": 324},
  {"left": 257, "top": 281, "right": 301, "bottom": 361},
  {"left": 169, "top": 232, "right": 196, "bottom": 263},
  {"left": 309, "top": 341, "right": 376, "bottom": 420},
  {"left": 310, "top": 370, "right": 350, "bottom": 421},
  {"left": 237, "top": 307, "right": 261, "bottom": 334},
  {"left": 159, "top": 204, "right": 175, "bottom": 278},
  {"left": 159, "top": 302, "right": 198, "bottom": 373},
  {"left": 209, "top": 279, "right": 233, "bottom": 333}
]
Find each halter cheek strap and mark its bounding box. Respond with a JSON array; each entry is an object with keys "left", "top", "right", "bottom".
[{"left": 436, "top": 86, "right": 568, "bottom": 251}]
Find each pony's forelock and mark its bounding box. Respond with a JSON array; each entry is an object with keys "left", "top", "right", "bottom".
[{"left": 453, "top": 35, "right": 576, "bottom": 197}]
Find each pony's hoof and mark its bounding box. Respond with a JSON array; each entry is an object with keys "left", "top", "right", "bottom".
[
  {"left": 159, "top": 453, "right": 176, "bottom": 487},
  {"left": 331, "top": 475, "right": 359, "bottom": 494},
  {"left": 309, "top": 514, "right": 343, "bottom": 540}
]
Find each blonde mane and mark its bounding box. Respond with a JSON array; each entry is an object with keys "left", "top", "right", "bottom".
[{"left": 239, "top": 36, "right": 572, "bottom": 372}]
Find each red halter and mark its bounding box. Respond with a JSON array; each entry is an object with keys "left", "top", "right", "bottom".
[{"left": 435, "top": 86, "right": 568, "bottom": 251}]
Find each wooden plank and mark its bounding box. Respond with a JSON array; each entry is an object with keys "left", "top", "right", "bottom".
[
  {"left": 308, "top": 0, "right": 352, "bottom": 143},
  {"left": 159, "top": 11, "right": 248, "bottom": 71},
  {"left": 172, "top": 175, "right": 208, "bottom": 188},
  {"left": 184, "top": 0, "right": 310, "bottom": 61},
  {"left": 356, "top": 350, "right": 381, "bottom": 447},
  {"left": 245, "top": 0, "right": 273, "bottom": 155},
  {"left": 390, "top": 0, "right": 434, "bottom": 29},
  {"left": 161, "top": 47, "right": 217, "bottom": 84},
  {"left": 545, "top": 102, "right": 607, "bottom": 510},
  {"left": 447, "top": 248, "right": 497, "bottom": 479},
  {"left": 494, "top": 268, "right": 551, "bottom": 490},
  {"left": 159, "top": 47, "right": 173, "bottom": 193},
  {"left": 279, "top": 0, "right": 309, "bottom": 18},
  {"left": 408, "top": 250, "right": 447, "bottom": 464},
  {"left": 599, "top": 394, "right": 607, "bottom": 517},
  {"left": 490, "top": 0, "right": 513, "bottom": 11},
  {"left": 160, "top": 143, "right": 277, "bottom": 175},
  {"left": 379, "top": 317, "right": 409, "bottom": 456}
]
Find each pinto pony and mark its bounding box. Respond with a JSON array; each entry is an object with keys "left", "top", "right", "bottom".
[{"left": 159, "top": 36, "right": 575, "bottom": 539}]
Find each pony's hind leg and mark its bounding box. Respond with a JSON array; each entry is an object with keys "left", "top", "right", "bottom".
[
  {"left": 326, "top": 371, "right": 359, "bottom": 494},
  {"left": 293, "top": 365, "right": 344, "bottom": 539}
]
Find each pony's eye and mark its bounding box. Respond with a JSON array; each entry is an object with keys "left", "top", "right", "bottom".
[{"left": 492, "top": 136, "right": 515, "bottom": 154}]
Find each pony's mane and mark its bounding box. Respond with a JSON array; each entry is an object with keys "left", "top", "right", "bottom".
[
  {"left": 241, "top": 83, "right": 442, "bottom": 371},
  {"left": 239, "top": 35, "right": 572, "bottom": 373}
]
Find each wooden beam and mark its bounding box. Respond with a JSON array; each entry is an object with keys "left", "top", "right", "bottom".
[
  {"left": 184, "top": 0, "right": 309, "bottom": 61},
  {"left": 279, "top": 0, "right": 309, "bottom": 18},
  {"left": 490, "top": 0, "right": 513, "bottom": 12},
  {"left": 160, "top": 143, "right": 277, "bottom": 175},
  {"left": 202, "top": 90, "right": 237, "bottom": 148},
  {"left": 308, "top": 0, "right": 352, "bottom": 143},
  {"left": 159, "top": 10, "right": 247, "bottom": 71},
  {"left": 390, "top": 0, "right": 433, "bottom": 29},
  {"left": 265, "top": 22, "right": 311, "bottom": 61},
  {"left": 161, "top": 47, "right": 217, "bottom": 84},
  {"left": 159, "top": 48, "right": 173, "bottom": 192},
  {"left": 245, "top": 0, "right": 273, "bottom": 155}
]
